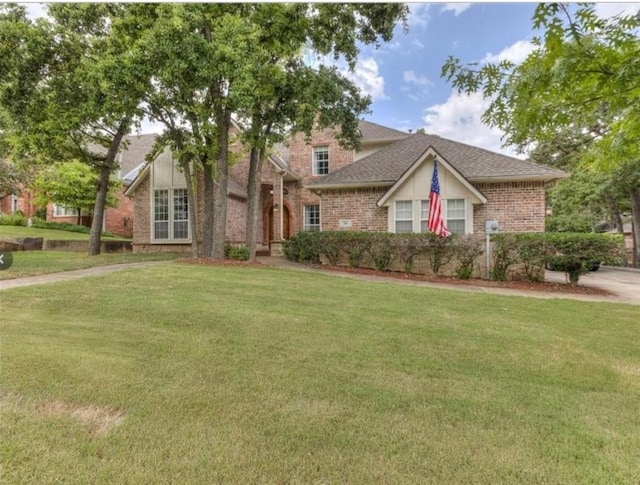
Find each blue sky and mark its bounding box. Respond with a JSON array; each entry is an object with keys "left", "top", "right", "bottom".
[
  {"left": 23, "top": 2, "right": 640, "bottom": 157},
  {"left": 336, "top": 2, "right": 640, "bottom": 157}
]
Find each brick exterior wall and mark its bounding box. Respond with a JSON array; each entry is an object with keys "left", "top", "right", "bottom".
[
  {"left": 287, "top": 127, "right": 355, "bottom": 233},
  {"left": 472, "top": 181, "right": 547, "bottom": 235},
  {"left": 0, "top": 187, "right": 37, "bottom": 218},
  {"left": 131, "top": 175, "right": 151, "bottom": 246},
  {"left": 103, "top": 190, "right": 133, "bottom": 237},
  {"left": 320, "top": 187, "right": 389, "bottom": 231}
]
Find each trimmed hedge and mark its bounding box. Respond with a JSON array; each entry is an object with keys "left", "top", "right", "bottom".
[
  {"left": 284, "top": 231, "right": 625, "bottom": 285},
  {"left": 0, "top": 215, "right": 120, "bottom": 238}
]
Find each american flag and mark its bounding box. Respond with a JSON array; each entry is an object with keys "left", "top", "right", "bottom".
[{"left": 428, "top": 160, "right": 451, "bottom": 237}]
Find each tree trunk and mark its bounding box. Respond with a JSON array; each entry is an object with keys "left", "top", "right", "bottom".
[
  {"left": 202, "top": 159, "right": 215, "bottom": 258},
  {"left": 211, "top": 110, "right": 230, "bottom": 259},
  {"left": 76, "top": 209, "right": 82, "bottom": 226},
  {"left": 88, "top": 119, "right": 129, "bottom": 256},
  {"left": 245, "top": 147, "right": 265, "bottom": 260},
  {"left": 630, "top": 187, "right": 640, "bottom": 267},
  {"left": 181, "top": 156, "right": 199, "bottom": 258}
]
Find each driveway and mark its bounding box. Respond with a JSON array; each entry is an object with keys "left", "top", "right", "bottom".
[{"left": 545, "top": 266, "right": 640, "bottom": 305}]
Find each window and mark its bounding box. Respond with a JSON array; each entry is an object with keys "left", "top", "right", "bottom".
[
  {"left": 53, "top": 205, "right": 78, "bottom": 217},
  {"left": 420, "top": 200, "right": 429, "bottom": 233},
  {"left": 394, "top": 200, "right": 413, "bottom": 233},
  {"left": 312, "top": 146, "right": 329, "bottom": 175},
  {"left": 153, "top": 188, "right": 189, "bottom": 240},
  {"left": 304, "top": 205, "right": 320, "bottom": 231},
  {"left": 446, "top": 199, "right": 466, "bottom": 234},
  {"left": 11, "top": 195, "right": 18, "bottom": 213}
]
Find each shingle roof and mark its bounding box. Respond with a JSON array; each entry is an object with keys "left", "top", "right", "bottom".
[
  {"left": 358, "top": 120, "right": 408, "bottom": 141},
  {"left": 309, "top": 133, "right": 566, "bottom": 188},
  {"left": 87, "top": 133, "right": 159, "bottom": 178}
]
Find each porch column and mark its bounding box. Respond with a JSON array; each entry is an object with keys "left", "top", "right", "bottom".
[{"left": 270, "top": 171, "right": 285, "bottom": 257}]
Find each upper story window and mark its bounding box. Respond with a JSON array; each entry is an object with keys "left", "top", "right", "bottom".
[{"left": 312, "top": 146, "right": 329, "bottom": 175}]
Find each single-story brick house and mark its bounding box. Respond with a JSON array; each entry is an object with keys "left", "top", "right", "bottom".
[{"left": 125, "top": 120, "right": 567, "bottom": 253}]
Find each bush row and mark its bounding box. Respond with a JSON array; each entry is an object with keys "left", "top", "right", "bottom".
[{"left": 283, "top": 231, "right": 625, "bottom": 284}]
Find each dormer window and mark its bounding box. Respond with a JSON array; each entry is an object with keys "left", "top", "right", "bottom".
[{"left": 312, "top": 146, "right": 329, "bottom": 175}]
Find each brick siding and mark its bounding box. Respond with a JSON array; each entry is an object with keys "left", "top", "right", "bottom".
[
  {"left": 473, "top": 181, "right": 547, "bottom": 234},
  {"left": 320, "top": 187, "right": 389, "bottom": 231}
]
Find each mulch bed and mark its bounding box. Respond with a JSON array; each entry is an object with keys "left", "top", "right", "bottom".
[{"left": 179, "top": 258, "right": 612, "bottom": 297}]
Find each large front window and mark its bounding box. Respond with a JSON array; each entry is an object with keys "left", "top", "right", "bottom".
[
  {"left": 312, "top": 146, "right": 329, "bottom": 175},
  {"left": 154, "top": 189, "right": 189, "bottom": 240},
  {"left": 304, "top": 205, "right": 320, "bottom": 231}
]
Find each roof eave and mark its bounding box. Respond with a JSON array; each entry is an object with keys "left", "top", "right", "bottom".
[
  {"left": 469, "top": 173, "right": 569, "bottom": 183},
  {"left": 308, "top": 181, "right": 393, "bottom": 192}
]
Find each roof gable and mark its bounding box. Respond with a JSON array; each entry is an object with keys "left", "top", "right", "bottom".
[
  {"left": 358, "top": 120, "right": 408, "bottom": 142},
  {"left": 377, "top": 146, "right": 487, "bottom": 207}
]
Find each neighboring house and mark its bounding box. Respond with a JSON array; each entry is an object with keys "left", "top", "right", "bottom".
[
  {"left": 0, "top": 188, "right": 37, "bottom": 218},
  {"left": 46, "top": 134, "right": 157, "bottom": 237},
  {"left": 125, "top": 119, "right": 567, "bottom": 254}
]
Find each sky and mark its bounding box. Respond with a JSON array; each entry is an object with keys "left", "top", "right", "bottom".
[{"left": 22, "top": 2, "right": 640, "bottom": 158}]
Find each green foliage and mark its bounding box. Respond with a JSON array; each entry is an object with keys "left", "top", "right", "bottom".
[
  {"left": 0, "top": 159, "right": 24, "bottom": 199},
  {"left": 545, "top": 232, "right": 624, "bottom": 285},
  {"left": 29, "top": 217, "right": 118, "bottom": 238},
  {"left": 513, "top": 233, "right": 547, "bottom": 282},
  {"left": 393, "top": 233, "right": 424, "bottom": 273},
  {"left": 455, "top": 235, "right": 483, "bottom": 280},
  {"left": 0, "top": 212, "right": 27, "bottom": 226},
  {"left": 283, "top": 231, "right": 321, "bottom": 265},
  {"left": 224, "top": 245, "right": 250, "bottom": 261},
  {"left": 546, "top": 213, "right": 593, "bottom": 233},
  {"left": 33, "top": 160, "right": 121, "bottom": 214},
  {"left": 490, "top": 234, "right": 520, "bottom": 281},
  {"left": 422, "top": 232, "right": 455, "bottom": 275},
  {"left": 367, "top": 232, "right": 395, "bottom": 271}
]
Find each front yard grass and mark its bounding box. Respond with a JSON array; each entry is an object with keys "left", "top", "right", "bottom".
[
  {"left": 1, "top": 263, "right": 639, "bottom": 483},
  {"left": 0, "top": 251, "right": 182, "bottom": 280}
]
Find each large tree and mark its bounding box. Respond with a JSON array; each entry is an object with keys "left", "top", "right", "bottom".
[
  {"left": 129, "top": 3, "right": 407, "bottom": 258},
  {"left": 0, "top": 4, "right": 151, "bottom": 254},
  {"left": 441, "top": 2, "right": 640, "bottom": 265}
]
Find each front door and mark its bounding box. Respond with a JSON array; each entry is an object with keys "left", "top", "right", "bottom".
[{"left": 267, "top": 204, "right": 290, "bottom": 242}]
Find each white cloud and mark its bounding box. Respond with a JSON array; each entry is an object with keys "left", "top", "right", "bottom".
[
  {"left": 341, "top": 57, "right": 389, "bottom": 102},
  {"left": 594, "top": 3, "right": 640, "bottom": 19},
  {"left": 481, "top": 40, "right": 537, "bottom": 65},
  {"left": 411, "top": 38, "right": 425, "bottom": 50},
  {"left": 422, "top": 91, "right": 523, "bottom": 158},
  {"left": 441, "top": 3, "right": 472, "bottom": 16},
  {"left": 408, "top": 4, "right": 431, "bottom": 29},
  {"left": 403, "top": 70, "right": 432, "bottom": 87}
]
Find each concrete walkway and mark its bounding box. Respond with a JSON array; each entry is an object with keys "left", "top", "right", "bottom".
[{"left": 1, "top": 257, "right": 638, "bottom": 305}]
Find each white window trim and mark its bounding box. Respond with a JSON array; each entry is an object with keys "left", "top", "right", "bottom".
[
  {"left": 53, "top": 204, "right": 79, "bottom": 217},
  {"left": 303, "top": 204, "right": 321, "bottom": 232},
  {"left": 444, "top": 198, "right": 467, "bottom": 235},
  {"left": 312, "top": 146, "right": 329, "bottom": 176},
  {"left": 390, "top": 199, "right": 471, "bottom": 234},
  {"left": 150, "top": 187, "right": 191, "bottom": 243}
]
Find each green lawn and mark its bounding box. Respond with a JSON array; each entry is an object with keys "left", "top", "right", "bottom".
[
  {"left": 0, "top": 224, "right": 129, "bottom": 241},
  {"left": 0, "top": 251, "right": 182, "bottom": 280},
  {"left": 2, "top": 263, "right": 639, "bottom": 483}
]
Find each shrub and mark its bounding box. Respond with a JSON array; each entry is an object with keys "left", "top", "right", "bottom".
[
  {"left": 225, "top": 244, "right": 250, "bottom": 261},
  {"left": 316, "top": 232, "right": 344, "bottom": 265},
  {"left": 28, "top": 218, "right": 119, "bottom": 238},
  {"left": 514, "top": 233, "right": 547, "bottom": 282},
  {"left": 345, "top": 232, "right": 371, "bottom": 268},
  {"left": 490, "top": 233, "right": 519, "bottom": 281},
  {"left": 454, "top": 234, "right": 483, "bottom": 280},
  {"left": 282, "top": 231, "right": 321, "bottom": 264},
  {"left": 367, "top": 232, "right": 395, "bottom": 271},
  {"left": 544, "top": 232, "right": 624, "bottom": 285},
  {"left": 0, "top": 212, "right": 27, "bottom": 226},
  {"left": 422, "top": 232, "right": 454, "bottom": 275},
  {"left": 393, "top": 234, "right": 423, "bottom": 273}
]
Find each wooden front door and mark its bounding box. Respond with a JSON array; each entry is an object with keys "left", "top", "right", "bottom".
[{"left": 267, "top": 204, "right": 290, "bottom": 242}]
